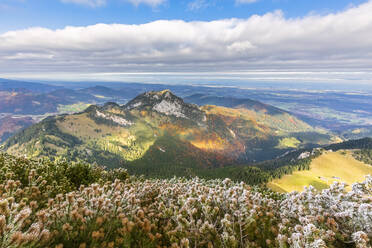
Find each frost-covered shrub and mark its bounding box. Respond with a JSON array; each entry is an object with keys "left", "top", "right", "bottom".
[
  {"left": 0, "top": 153, "right": 371, "bottom": 247},
  {"left": 278, "top": 177, "right": 372, "bottom": 248}
]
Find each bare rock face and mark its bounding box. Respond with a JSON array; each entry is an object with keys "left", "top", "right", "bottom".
[
  {"left": 124, "top": 90, "right": 206, "bottom": 123},
  {"left": 95, "top": 110, "right": 133, "bottom": 127}
]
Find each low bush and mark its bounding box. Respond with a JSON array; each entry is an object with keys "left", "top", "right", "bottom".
[{"left": 0, "top": 153, "right": 371, "bottom": 248}]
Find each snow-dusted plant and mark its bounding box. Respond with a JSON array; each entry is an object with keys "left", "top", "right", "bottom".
[
  {"left": 0, "top": 152, "right": 371, "bottom": 248},
  {"left": 278, "top": 176, "right": 372, "bottom": 247}
]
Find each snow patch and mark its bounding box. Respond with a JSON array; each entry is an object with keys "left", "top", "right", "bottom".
[
  {"left": 158, "top": 147, "right": 166, "bottom": 153},
  {"left": 96, "top": 110, "right": 133, "bottom": 126},
  {"left": 228, "top": 128, "right": 236, "bottom": 138},
  {"left": 319, "top": 177, "right": 328, "bottom": 182},
  {"left": 298, "top": 151, "right": 311, "bottom": 160},
  {"left": 130, "top": 101, "right": 142, "bottom": 109}
]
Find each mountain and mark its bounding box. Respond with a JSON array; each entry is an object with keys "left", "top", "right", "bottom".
[
  {"left": 125, "top": 90, "right": 207, "bottom": 122},
  {"left": 3, "top": 90, "right": 336, "bottom": 177},
  {"left": 0, "top": 116, "right": 34, "bottom": 143},
  {"left": 0, "top": 91, "right": 55, "bottom": 114},
  {"left": 0, "top": 88, "right": 99, "bottom": 115},
  {"left": 267, "top": 137, "right": 372, "bottom": 192},
  {"left": 184, "top": 93, "right": 284, "bottom": 115},
  {"left": 0, "top": 78, "right": 61, "bottom": 92},
  {"left": 325, "top": 136, "right": 372, "bottom": 150},
  {"left": 47, "top": 88, "right": 96, "bottom": 103},
  {"left": 268, "top": 149, "right": 372, "bottom": 192},
  {"left": 0, "top": 88, "right": 98, "bottom": 141},
  {"left": 0, "top": 84, "right": 141, "bottom": 116},
  {"left": 78, "top": 86, "right": 124, "bottom": 98},
  {"left": 0, "top": 84, "right": 143, "bottom": 141}
]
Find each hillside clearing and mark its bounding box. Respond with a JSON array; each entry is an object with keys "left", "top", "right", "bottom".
[{"left": 268, "top": 150, "right": 372, "bottom": 192}]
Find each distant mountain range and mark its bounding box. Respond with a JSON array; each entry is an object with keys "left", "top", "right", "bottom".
[
  {"left": 184, "top": 94, "right": 285, "bottom": 115},
  {"left": 3, "top": 90, "right": 337, "bottom": 178},
  {"left": 0, "top": 78, "right": 370, "bottom": 193},
  {"left": 0, "top": 82, "right": 175, "bottom": 116},
  {"left": 0, "top": 78, "right": 62, "bottom": 92},
  {"left": 0, "top": 78, "right": 371, "bottom": 148}
]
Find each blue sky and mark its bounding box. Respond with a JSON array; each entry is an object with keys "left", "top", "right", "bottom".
[
  {"left": 1, "top": 0, "right": 372, "bottom": 84},
  {"left": 0, "top": 0, "right": 367, "bottom": 32}
]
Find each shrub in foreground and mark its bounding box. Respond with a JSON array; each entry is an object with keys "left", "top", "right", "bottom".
[{"left": 0, "top": 153, "right": 371, "bottom": 247}]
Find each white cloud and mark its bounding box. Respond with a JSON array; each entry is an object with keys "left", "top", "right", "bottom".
[
  {"left": 125, "top": 0, "right": 166, "bottom": 7},
  {"left": 61, "top": 0, "right": 106, "bottom": 7},
  {"left": 188, "top": 0, "right": 210, "bottom": 11},
  {"left": 60, "top": 0, "right": 165, "bottom": 7},
  {"left": 1, "top": 1, "right": 372, "bottom": 75},
  {"left": 236, "top": 0, "right": 259, "bottom": 4}
]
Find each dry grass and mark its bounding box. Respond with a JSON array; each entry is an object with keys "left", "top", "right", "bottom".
[{"left": 268, "top": 150, "right": 372, "bottom": 192}]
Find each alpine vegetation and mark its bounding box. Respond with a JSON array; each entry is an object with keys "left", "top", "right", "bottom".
[
  {"left": 0, "top": 153, "right": 371, "bottom": 248},
  {"left": 2, "top": 0, "right": 372, "bottom": 247}
]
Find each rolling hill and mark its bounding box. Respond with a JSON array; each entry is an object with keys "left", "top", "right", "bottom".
[
  {"left": 3, "top": 90, "right": 336, "bottom": 177},
  {"left": 0, "top": 78, "right": 61, "bottom": 92},
  {"left": 0, "top": 115, "right": 34, "bottom": 143},
  {"left": 267, "top": 137, "right": 372, "bottom": 192},
  {"left": 184, "top": 94, "right": 284, "bottom": 114},
  {"left": 0, "top": 89, "right": 97, "bottom": 115},
  {"left": 268, "top": 150, "right": 372, "bottom": 192}
]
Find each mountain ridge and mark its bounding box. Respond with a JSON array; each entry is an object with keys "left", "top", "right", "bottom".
[
  {"left": 184, "top": 93, "right": 285, "bottom": 115},
  {"left": 0, "top": 78, "right": 62, "bottom": 93},
  {"left": 3, "top": 90, "right": 336, "bottom": 176},
  {"left": 125, "top": 90, "right": 207, "bottom": 123}
]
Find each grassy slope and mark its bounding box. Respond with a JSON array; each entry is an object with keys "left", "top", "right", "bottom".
[
  {"left": 268, "top": 150, "right": 372, "bottom": 193},
  {"left": 3, "top": 91, "right": 338, "bottom": 180}
]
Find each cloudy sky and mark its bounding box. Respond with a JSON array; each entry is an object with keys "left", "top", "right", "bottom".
[{"left": 1, "top": 0, "right": 372, "bottom": 84}]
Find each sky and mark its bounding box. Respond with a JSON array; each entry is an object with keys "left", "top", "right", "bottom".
[{"left": 1, "top": 0, "right": 372, "bottom": 84}]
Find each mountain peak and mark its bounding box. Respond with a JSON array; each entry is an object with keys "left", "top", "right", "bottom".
[
  {"left": 125, "top": 90, "right": 183, "bottom": 110},
  {"left": 125, "top": 90, "right": 206, "bottom": 121},
  {"left": 143, "top": 89, "right": 175, "bottom": 100},
  {"left": 156, "top": 89, "right": 171, "bottom": 95}
]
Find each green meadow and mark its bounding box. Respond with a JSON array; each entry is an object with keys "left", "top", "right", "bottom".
[{"left": 268, "top": 150, "right": 372, "bottom": 192}]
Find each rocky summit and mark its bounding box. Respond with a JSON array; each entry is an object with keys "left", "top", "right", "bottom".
[{"left": 125, "top": 90, "right": 206, "bottom": 123}]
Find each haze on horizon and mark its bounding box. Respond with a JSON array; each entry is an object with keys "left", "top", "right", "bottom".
[{"left": 1, "top": 0, "right": 372, "bottom": 85}]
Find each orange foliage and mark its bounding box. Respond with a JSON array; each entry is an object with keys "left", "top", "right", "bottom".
[
  {"left": 159, "top": 123, "right": 189, "bottom": 135},
  {"left": 288, "top": 117, "right": 297, "bottom": 127},
  {"left": 191, "top": 137, "right": 226, "bottom": 151},
  {"left": 159, "top": 122, "right": 243, "bottom": 154}
]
